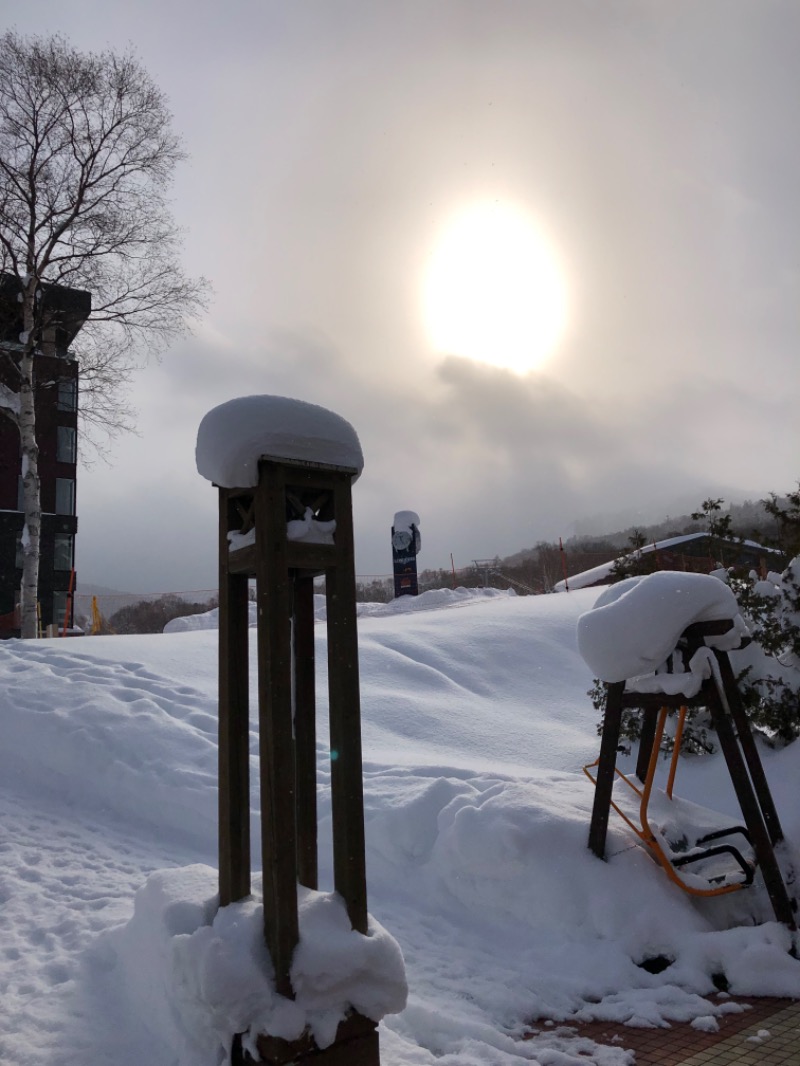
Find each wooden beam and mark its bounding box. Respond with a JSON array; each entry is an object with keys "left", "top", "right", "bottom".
[
  {"left": 713, "top": 650, "right": 786, "bottom": 846},
  {"left": 705, "top": 679, "right": 796, "bottom": 930},
  {"left": 294, "top": 573, "right": 318, "bottom": 890},
  {"left": 326, "top": 473, "right": 369, "bottom": 934},
  {"left": 255, "top": 463, "right": 300, "bottom": 996},
  {"left": 636, "top": 709, "right": 658, "bottom": 783},
  {"left": 588, "top": 682, "right": 624, "bottom": 860},
  {"left": 218, "top": 489, "right": 251, "bottom": 906}
]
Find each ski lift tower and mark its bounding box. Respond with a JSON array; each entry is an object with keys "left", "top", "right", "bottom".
[{"left": 472, "top": 560, "right": 497, "bottom": 588}]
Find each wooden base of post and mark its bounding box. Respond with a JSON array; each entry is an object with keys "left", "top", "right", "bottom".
[{"left": 233, "top": 1012, "right": 379, "bottom": 1066}]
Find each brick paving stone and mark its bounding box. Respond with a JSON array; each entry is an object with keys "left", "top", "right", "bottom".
[{"left": 528, "top": 997, "right": 800, "bottom": 1065}]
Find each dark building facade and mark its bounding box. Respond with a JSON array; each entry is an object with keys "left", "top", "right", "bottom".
[{"left": 0, "top": 277, "right": 90, "bottom": 636}]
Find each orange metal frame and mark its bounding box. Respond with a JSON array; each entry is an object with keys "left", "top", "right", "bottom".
[{"left": 583, "top": 705, "right": 747, "bottom": 898}]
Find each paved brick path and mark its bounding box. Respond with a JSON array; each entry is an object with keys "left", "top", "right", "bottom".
[{"left": 559, "top": 997, "right": 800, "bottom": 1064}]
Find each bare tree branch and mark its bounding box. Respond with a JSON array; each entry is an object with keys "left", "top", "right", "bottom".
[{"left": 0, "top": 30, "right": 211, "bottom": 636}]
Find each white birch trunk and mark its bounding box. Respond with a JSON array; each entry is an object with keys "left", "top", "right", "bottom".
[{"left": 19, "top": 279, "right": 41, "bottom": 639}]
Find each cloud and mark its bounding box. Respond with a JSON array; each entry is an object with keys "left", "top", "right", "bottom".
[{"left": 7, "top": 1, "right": 798, "bottom": 592}]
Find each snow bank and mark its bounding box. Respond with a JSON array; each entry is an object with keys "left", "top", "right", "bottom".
[
  {"left": 577, "top": 572, "right": 748, "bottom": 683},
  {"left": 164, "top": 603, "right": 258, "bottom": 633},
  {"left": 195, "top": 395, "right": 363, "bottom": 488},
  {"left": 0, "top": 641, "right": 218, "bottom": 847},
  {"left": 4, "top": 588, "right": 800, "bottom": 1066},
  {"left": 110, "top": 866, "right": 406, "bottom": 1066},
  {"left": 163, "top": 586, "right": 514, "bottom": 632}
]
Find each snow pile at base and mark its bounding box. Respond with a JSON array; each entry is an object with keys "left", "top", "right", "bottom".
[
  {"left": 195, "top": 395, "right": 363, "bottom": 488},
  {"left": 577, "top": 572, "right": 748, "bottom": 683},
  {"left": 110, "top": 867, "right": 406, "bottom": 1066}
]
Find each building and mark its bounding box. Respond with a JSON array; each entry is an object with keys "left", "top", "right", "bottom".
[
  {"left": 0, "top": 276, "right": 91, "bottom": 636},
  {"left": 553, "top": 531, "right": 786, "bottom": 593}
]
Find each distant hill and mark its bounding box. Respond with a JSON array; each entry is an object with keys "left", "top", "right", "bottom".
[
  {"left": 501, "top": 497, "right": 784, "bottom": 569},
  {"left": 493, "top": 495, "right": 788, "bottom": 594}
]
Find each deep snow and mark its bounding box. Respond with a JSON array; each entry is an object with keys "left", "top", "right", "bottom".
[{"left": 1, "top": 586, "right": 798, "bottom": 1065}]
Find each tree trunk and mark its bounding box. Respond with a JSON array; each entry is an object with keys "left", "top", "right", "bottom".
[{"left": 19, "top": 281, "right": 41, "bottom": 639}]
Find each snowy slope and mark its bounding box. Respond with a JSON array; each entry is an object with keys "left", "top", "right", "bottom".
[{"left": 1, "top": 587, "right": 798, "bottom": 1066}]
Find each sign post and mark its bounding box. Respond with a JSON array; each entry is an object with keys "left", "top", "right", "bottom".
[{"left": 391, "top": 510, "right": 421, "bottom": 598}]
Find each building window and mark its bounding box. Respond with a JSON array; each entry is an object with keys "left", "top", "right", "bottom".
[
  {"left": 52, "top": 591, "right": 69, "bottom": 628},
  {"left": 55, "top": 478, "right": 75, "bottom": 515},
  {"left": 57, "top": 377, "right": 77, "bottom": 412},
  {"left": 54, "top": 533, "right": 74, "bottom": 571},
  {"left": 57, "top": 426, "right": 77, "bottom": 464}
]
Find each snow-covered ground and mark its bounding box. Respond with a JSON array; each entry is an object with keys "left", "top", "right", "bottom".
[{"left": 1, "top": 586, "right": 799, "bottom": 1066}]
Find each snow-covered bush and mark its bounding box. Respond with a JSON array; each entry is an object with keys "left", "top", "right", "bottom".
[
  {"left": 591, "top": 488, "right": 800, "bottom": 753},
  {"left": 730, "top": 557, "right": 800, "bottom": 745}
]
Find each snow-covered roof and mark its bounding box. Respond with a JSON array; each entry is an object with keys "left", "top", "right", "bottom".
[
  {"left": 196, "top": 395, "right": 364, "bottom": 488},
  {"left": 555, "top": 531, "right": 782, "bottom": 592}
]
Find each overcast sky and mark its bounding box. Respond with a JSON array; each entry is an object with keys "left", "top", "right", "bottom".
[{"left": 7, "top": 1, "right": 800, "bottom": 594}]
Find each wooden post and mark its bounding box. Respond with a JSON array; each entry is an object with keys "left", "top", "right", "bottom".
[
  {"left": 588, "top": 681, "right": 624, "bottom": 859},
  {"left": 636, "top": 708, "right": 658, "bottom": 784},
  {"left": 705, "top": 668, "right": 796, "bottom": 930},
  {"left": 255, "top": 463, "right": 299, "bottom": 997},
  {"left": 326, "top": 473, "right": 369, "bottom": 933},
  {"left": 713, "top": 650, "right": 786, "bottom": 846},
  {"left": 219, "top": 490, "right": 251, "bottom": 906},
  {"left": 294, "top": 573, "right": 318, "bottom": 890}
]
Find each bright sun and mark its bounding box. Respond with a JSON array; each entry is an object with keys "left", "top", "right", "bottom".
[{"left": 422, "top": 202, "right": 568, "bottom": 374}]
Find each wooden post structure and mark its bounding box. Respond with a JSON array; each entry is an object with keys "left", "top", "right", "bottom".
[
  {"left": 217, "top": 454, "right": 379, "bottom": 1066},
  {"left": 588, "top": 619, "right": 797, "bottom": 932}
]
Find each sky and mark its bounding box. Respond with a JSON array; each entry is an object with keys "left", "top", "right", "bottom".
[
  {"left": 2, "top": 586, "right": 799, "bottom": 1064},
  {"left": 5, "top": 0, "right": 800, "bottom": 594}
]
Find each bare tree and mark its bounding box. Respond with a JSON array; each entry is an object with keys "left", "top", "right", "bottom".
[{"left": 0, "top": 31, "right": 209, "bottom": 637}]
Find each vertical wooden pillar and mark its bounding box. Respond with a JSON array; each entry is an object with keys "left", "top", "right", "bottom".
[
  {"left": 636, "top": 709, "right": 658, "bottom": 784},
  {"left": 705, "top": 673, "right": 796, "bottom": 930},
  {"left": 219, "top": 490, "right": 251, "bottom": 906},
  {"left": 713, "top": 650, "right": 786, "bottom": 845},
  {"left": 294, "top": 573, "right": 318, "bottom": 890},
  {"left": 255, "top": 463, "right": 299, "bottom": 998},
  {"left": 588, "top": 681, "right": 624, "bottom": 859},
  {"left": 326, "top": 473, "right": 369, "bottom": 934}
]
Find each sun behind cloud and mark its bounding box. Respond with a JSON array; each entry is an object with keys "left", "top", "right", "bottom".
[{"left": 422, "top": 201, "right": 569, "bottom": 375}]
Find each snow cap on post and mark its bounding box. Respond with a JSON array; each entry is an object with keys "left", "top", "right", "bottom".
[
  {"left": 577, "top": 571, "right": 746, "bottom": 684},
  {"left": 195, "top": 395, "right": 364, "bottom": 488},
  {"left": 393, "top": 511, "right": 420, "bottom": 533}
]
